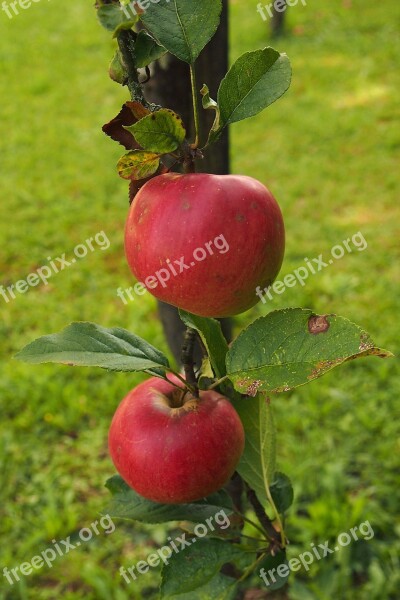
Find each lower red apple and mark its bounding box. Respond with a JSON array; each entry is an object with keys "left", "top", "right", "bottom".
[
  {"left": 124, "top": 173, "right": 285, "bottom": 317},
  {"left": 108, "top": 376, "right": 245, "bottom": 504}
]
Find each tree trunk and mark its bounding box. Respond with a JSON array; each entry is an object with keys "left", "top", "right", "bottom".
[{"left": 271, "top": 1, "right": 287, "bottom": 37}]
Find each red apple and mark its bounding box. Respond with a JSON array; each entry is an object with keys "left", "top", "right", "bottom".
[
  {"left": 108, "top": 376, "right": 245, "bottom": 504},
  {"left": 124, "top": 173, "right": 285, "bottom": 317}
]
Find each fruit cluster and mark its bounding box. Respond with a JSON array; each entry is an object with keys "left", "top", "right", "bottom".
[{"left": 109, "top": 170, "right": 285, "bottom": 503}]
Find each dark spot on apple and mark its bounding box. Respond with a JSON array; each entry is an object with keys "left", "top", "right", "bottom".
[
  {"left": 308, "top": 315, "right": 330, "bottom": 334},
  {"left": 251, "top": 201, "right": 258, "bottom": 209},
  {"left": 235, "top": 214, "right": 245, "bottom": 222},
  {"left": 182, "top": 201, "right": 191, "bottom": 210}
]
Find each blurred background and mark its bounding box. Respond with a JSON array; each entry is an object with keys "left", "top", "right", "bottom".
[{"left": 0, "top": 1, "right": 399, "bottom": 598}]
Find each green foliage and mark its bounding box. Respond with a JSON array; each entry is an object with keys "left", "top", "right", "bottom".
[
  {"left": 134, "top": 30, "right": 167, "bottom": 68},
  {"left": 270, "top": 472, "right": 294, "bottom": 513},
  {"left": 100, "top": 7, "right": 293, "bottom": 169},
  {"left": 109, "top": 49, "right": 126, "bottom": 84},
  {"left": 231, "top": 395, "right": 277, "bottom": 507},
  {"left": 125, "top": 109, "right": 186, "bottom": 153},
  {"left": 105, "top": 475, "right": 234, "bottom": 524},
  {"left": 226, "top": 308, "right": 392, "bottom": 395},
  {"left": 160, "top": 538, "right": 244, "bottom": 598},
  {"left": 141, "top": 0, "right": 223, "bottom": 64},
  {"left": 200, "top": 84, "right": 221, "bottom": 143},
  {"left": 179, "top": 310, "right": 228, "bottom": 379},
  {"left": 97, "top": 3, "right": 138, "bottom": 33},
  {"left": 16, "top": 322, "right": 170, "bottom": 375},
  {"left": 169, "top": 573, "right": 237, "bottom": 600},
  {"left": 211, "top": 48, "right": 292, "bottom": 142},
  {"left": 257, "top": 550, "right": 289, "bottom": 591}
]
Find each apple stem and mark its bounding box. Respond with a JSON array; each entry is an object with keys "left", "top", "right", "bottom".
[
  {"left": 117, "top": 29, "right": 150, "bottom": 108},
  {"left": 189, "top": 64, "right": 200, "bottom": 149},
  {"left": 181, "top": 327, "right": 199, "bottom": 397}
]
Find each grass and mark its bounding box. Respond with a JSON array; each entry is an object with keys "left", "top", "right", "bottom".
[{"left": 0, "top": 0, "right": 399, "bottom": 598}]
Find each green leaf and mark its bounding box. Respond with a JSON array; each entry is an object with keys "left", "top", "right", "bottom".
[
  {"left": 231, "top": 395, "right": 276, "bottom": 507},
  {"left": 97, "top": 5, "right": 123, "bottom": 31},
  {"left": 135, "top": 30, "right": 167, "bottom": 68},
  {"left": 270, "top": 472, "right": 294, "bottom": 513},
  {"left": 179, "top": 310, "right": 228, "bottom": 379},
  {"left": 15, "top": 322, "right": 170, "bottom": 375},
  {"left": 117, "top": 150, "right": 160, "bottom": 180},
  {"left": 199, "top": 357, "right": 214, "bottom": 380},
  {"left": 257, "top": 550, "right": 289, "bottom": 591},
  {"left": 160, "top": 538, "right": 244, "bottom": 598},
  {"left": 109, "top": 50, "right": 127, "bottom": 84},
  {"left": 126, "top": 109, "right": 186, "bottom": 153},
  {"left": 141, "top": 0, "right": 222, "bottom": 64},
  {"left": 97, "top": 4, "right": 137, "bottom": 33},
  {"left": 200, "top": 84, "right": 221, "bottom": 145},
  {"left": 112, "top": 19, "right": 139, "bottom": 37},
  {"left": 215, "top": 48, "right": 291, "bottom": 136},
  {"left": 200, "top": 84, "right": 219, "bottom": 113},
  {"left": 104, "top": 475, "right": 234, "bottom": 524},
  {"left": 198, "top": 356, "right": 215, "bottom": 390},
  {"left": 226, "top": 308, "right": 393, "bottom": 395},
  {"left": 171, "top": 573, "right": 237, "bottom": 600}
]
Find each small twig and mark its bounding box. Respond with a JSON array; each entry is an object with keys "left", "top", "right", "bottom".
[
  {"left": 234, "top": 513, "right": 267, "bottom": 539},
  {"left": 189, "top": 64, "right": 200, "bottom": 148},
  {"left": 117, "top": 29, "right": 149, "bottom": 106},
  {"left": 246, "top": 485, "right": 282, "bottom": 552},
  {"left": 181, "top": 327, "right": 199, "bottom": 397},
  {"left": 207, "top": 375, "right": 229, "bottom": 390}
]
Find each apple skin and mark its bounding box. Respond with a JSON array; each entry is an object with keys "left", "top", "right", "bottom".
[
  {"left": 108, "top": 376, "right": 245, "bottom": 504},
  {"left": 124, "top": 173, "right": 285, "bottom": 317}
]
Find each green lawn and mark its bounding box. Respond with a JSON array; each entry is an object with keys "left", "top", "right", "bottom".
[{"left": 0, "top": 1, "right": 399, "bottom": 598}]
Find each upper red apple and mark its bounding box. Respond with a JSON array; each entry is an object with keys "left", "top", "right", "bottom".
[
  {"left": 108, "top": 376, "right": 245, "bottom": 504},
  {"left": 124, "top": 173, "right": 285, "bottom": 317}
]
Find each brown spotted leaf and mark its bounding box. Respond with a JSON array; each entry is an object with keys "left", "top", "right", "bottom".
[
  {"left": 226, "top": 308, "right": 393, "bottom": 395},
  {"left": 102, "top": 101, "right": 151, "bottom": 150}
]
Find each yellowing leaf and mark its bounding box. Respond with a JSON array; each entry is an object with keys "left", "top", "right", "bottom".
[{"left": 117, "top": 150, "right": 160, "bottom": 180}]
